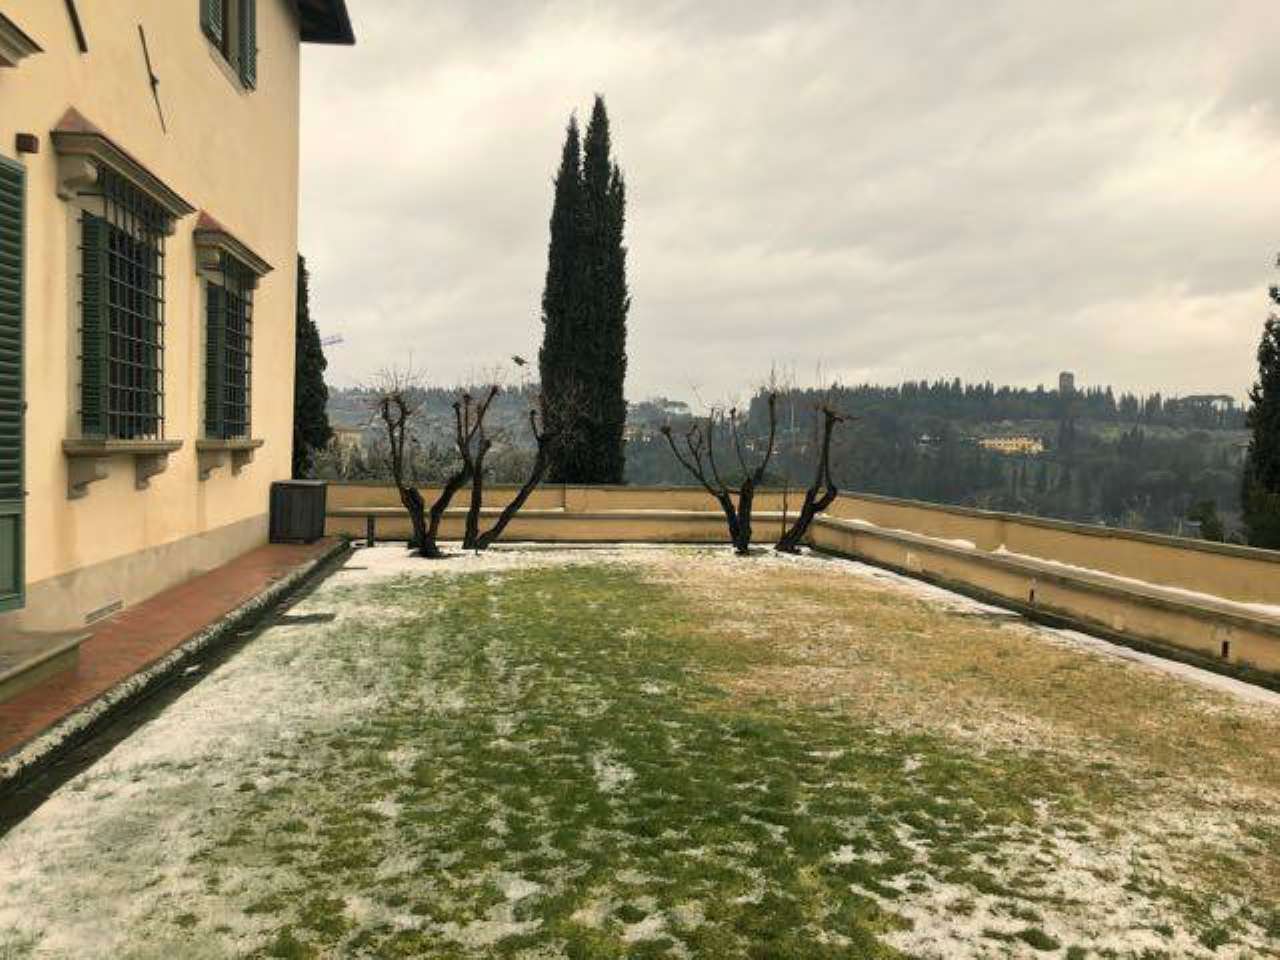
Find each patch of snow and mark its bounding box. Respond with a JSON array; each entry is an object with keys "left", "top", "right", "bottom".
[
  {"left": 366, "top": 796, "right": 400, "bottom": 819},
  {"left": 622, "top": 912, "right": 668, "bottom": 943},
  {"left": 569, "top": 898, "right": 613, "bottom": 928},
  {"left": 834, "top": 518, "right": 977, "bottom": 552},
  {"left": 614, "top": 868, "right": 658, "bottom": 886},
  {"left": 495, "top": 872, "right": 543, "bottom": 902},
  {"left": 728, "top": 864, "right": 768, "bottom": 905},
  {"left": 830, "top": 845, "right": 859, "bottom": 865},
  {"left": 487, "top": 813, "right": 510, "bottom": 836},
  {"left": 740, "top": 813, "right": 788, "bottom": 843},
  {"left": 438, "top": 912, "right": 541, "bottom": 948},
  {"left": 807, "top": 749, "right": 845, "bottom": 760},
  {"left": 590, "top": 751, "right": 636, "bottom": 793},
  {"left": 385, "top": 745, "right": 416, "bottom": 775},
  {"left": 670, "top": 901, "right": 705, "bottom": 929},
  {"left": 870, "top": 803, "right": 1276, "bottom": 959}
]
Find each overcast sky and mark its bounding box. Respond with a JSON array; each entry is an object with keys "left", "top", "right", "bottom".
[{"left": 300, "top": 1, "right": 1279, "bottom": 406}]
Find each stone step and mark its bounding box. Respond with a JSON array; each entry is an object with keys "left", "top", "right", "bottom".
[{"left": 0, "top": 632, "right": 88, "bottom": 706}]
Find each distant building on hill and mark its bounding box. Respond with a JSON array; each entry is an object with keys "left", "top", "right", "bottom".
[
  {"left": 327, "top": 425, "right": 365, "bottom": 475},
  {"left": 979, "top": 436, "right": 1045, "bottom": 456},
  {"left": 331, "top": 425, "right": 364, "bottom": 451},
  {"left": 1175, "top": 394, "right": 1235, "bottom": 413},
  {"left": 1059, "top": 371, "right": 1076, "bottom": 396}
]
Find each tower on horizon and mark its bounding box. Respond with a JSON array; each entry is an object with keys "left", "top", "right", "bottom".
[{"left": 1059, "top": 371, "right": 1076, "bottom": 396}]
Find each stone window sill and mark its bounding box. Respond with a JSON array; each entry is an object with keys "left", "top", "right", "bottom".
[
  {"left": 196, "top": 438, "right": 264, "bottom": 480},
  {"left": 63, "top": 439, "right": 183, "bottom": 499}
]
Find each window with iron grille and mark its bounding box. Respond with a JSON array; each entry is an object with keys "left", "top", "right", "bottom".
[
  {"left": 79, "top": 167, "right": 166, "bottom": 441},
  {"left": 205, "top": 253, "right": 253, "bottom": 439}
]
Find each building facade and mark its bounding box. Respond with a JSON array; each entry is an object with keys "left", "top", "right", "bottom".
[
  {"left": 0, "top": 1, "right": 352, "bottom": 631},
  {"left": 978, "top": 436, "right": 1045, "bottom": 456}
]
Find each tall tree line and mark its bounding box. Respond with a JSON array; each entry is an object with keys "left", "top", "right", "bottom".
[{"left": 538, "top": 96, "right": 630, "bottom": 483}]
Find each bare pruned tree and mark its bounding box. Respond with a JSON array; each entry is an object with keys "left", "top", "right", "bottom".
[
  {"left": 661, "top": 392, "right": 778, "bottom": 555},
  {"left": 373, "top": 368, "right": 472, "bottom": 558},
  {"left": 774, "top": 405, "right": 850, "bottom": 553},
  {"left": 374, "top": 367, "right": 584, "bottom": 556}
]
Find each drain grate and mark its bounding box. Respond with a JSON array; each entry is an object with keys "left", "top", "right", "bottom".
[{"left": 85, "top": 599, "right": 123, "bottom": 624}]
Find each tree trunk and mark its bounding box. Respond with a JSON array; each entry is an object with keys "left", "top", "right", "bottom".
[
  {"left": 734, "top": 480, "right": 755, "bottom": 555},
  {"left": 423, "top": 466, "right": 471, "bottom": 557},
  {"left": 775, "top": 407, "right": 846, "bottom": 553},
  {"left": 774, "top": 484, "right": 837, "bottom": 553},
  {"left": 714, "top": 490, "right": 740, "bottom": 548},
  {"left": 462, "top": 444, "right": 490, "bottom": 549},
  {"left": 399, "top": 485, "right": 429, "bottom": 556}
]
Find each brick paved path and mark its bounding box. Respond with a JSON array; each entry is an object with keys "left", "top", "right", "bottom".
[{"left": 0, "top": 539, "right": 338, "bottom": 758}]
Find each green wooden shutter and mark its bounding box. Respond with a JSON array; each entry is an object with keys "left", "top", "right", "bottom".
[
  {"left": 80, "top": 214, "right": 108, "bottom": 437},
  {"left": 205, "top": 284, "right": 225, "bottom": 438},
  {"left": 201, "top": 0, "right": 224, "bottom": 45},
  {"left": 0, "top": 158, "right": 25, "bottom": 610},
  {"left": 238, "top": 0, "right": 257, "bottom": 89}
]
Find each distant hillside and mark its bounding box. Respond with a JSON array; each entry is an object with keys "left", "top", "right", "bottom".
[{"left": 323, "top": 377, "right": 1250, "bottom": 541}]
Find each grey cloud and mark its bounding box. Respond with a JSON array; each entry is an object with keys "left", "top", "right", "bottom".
[{"left": 301, "top": 1, "right": 1280, "bottom": 404}]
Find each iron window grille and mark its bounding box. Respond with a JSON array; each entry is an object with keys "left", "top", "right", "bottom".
[
  {"left": 205, "top": 252, "right": 253, "bottom": 440},
  {"left": 78, "top": 166, "right": 166, "bottom": 441}
]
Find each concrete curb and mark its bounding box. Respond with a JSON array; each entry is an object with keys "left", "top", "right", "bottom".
[{"left": 0, "top": 538, "right": 351, "bottom": 794}]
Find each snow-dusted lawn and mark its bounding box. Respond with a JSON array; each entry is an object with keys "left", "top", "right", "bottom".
[{"left": 1, "top": 545, "right": 1278, "bottom": 959}]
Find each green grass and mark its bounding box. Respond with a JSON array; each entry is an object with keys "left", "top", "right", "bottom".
[
  {"left": 195, "top": 566, "right": 946, "bottom": 956},
  {"left": 9, "top": 557, "right": 1275, "bottom": 957}
]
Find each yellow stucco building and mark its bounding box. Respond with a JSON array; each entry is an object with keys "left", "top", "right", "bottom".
[{"left": 0, "top": 1, "right": 353, "bottom": 632}]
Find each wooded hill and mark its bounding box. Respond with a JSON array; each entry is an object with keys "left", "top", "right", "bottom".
[{"left": 325, "top": 378, "right": 1248, "bottom": 540}]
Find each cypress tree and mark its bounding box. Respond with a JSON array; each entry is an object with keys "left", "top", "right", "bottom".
[
  {"left": 292, "top": 254, "right": 332, "bottom": 478},
  {"left": 539, "top": 97, "right": 629, "bottom": 483},
  {"left": 540, "top": 116, "right": 584, "bottom": 483},
  {"left": 1241, "top": 258, "right": 1280, "bottom": 547},
  {"left": 579, "top": 95, "right": 630, "bottom": 483}
]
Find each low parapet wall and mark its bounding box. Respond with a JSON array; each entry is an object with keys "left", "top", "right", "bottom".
[
  {"left": 823, "top": 492, "right": 1280, "bottom": 607},
  {"left": 324, "top": 483, "right": 1280, "bottom": 674}
]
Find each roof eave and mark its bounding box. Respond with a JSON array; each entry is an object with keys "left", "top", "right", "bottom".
[{"left": 298, "top": 0, "right": 355, "bottom": 46}]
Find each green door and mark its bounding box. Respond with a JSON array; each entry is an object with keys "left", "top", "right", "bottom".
[{"left": 0, "top": 157, "right": 25, "bottom": 610}]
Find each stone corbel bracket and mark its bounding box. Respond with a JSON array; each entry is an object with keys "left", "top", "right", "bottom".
[
  {"left": 196, "top": 438, "right": 265, "bottom": 481},
  {"left": 64, "top": 453, "right": 108, "bottom": 500},
  {"left": 63, "top": 439, "right": 184, "bottom": 499},
  {"left": 134, "top": 450, "right": 171, "bottom": 489}
]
